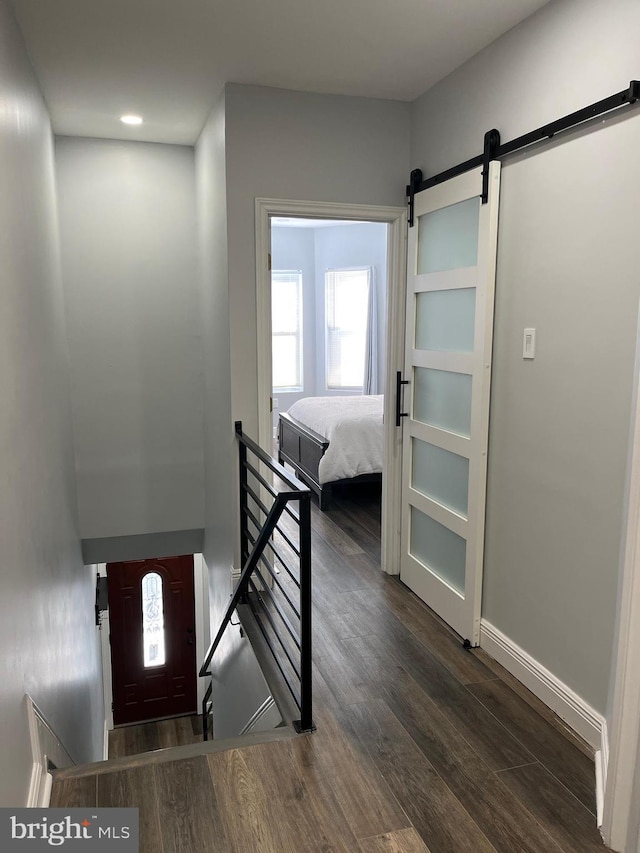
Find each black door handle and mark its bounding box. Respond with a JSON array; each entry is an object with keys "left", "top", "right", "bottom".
[{"left": 396, "top": 371, "right": 409, "bottom": 427}]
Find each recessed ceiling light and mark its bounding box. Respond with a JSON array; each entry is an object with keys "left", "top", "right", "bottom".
[{"left": 120, "top": 114, "right": 143, "bottom": 126}]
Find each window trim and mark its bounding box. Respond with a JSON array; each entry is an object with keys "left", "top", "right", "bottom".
[
  {"left": 324, "top": 266, "right": 371, "bottom": 392},
  {"left": 272, "top": 269, "right": 304, "bottom": 393}
]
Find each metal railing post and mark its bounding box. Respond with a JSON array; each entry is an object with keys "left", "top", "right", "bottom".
[
  {"left": 202, "top": 681, "right": 213, "bottom": 741},
  {"left": 236, "top": 421, "right": 250, "bottom": 585},
  {"left": 295, "top": 491, "right": 315, "bottom": 733},
  {"left": 202, "top": 696, "right": 208, "bottom": 741}
]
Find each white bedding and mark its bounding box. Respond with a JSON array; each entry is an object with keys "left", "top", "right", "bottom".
[{"left": 287, "top": 395, "right": 383, "bottom": 485}]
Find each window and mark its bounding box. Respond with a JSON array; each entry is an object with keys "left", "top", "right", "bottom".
[
  {"left": 272, "top": 271, "right": 303, "bottom": 392},
  {"left": 325, "top": 268, "right": 371, "bottom": 390},
  {"left": 141, "top": 572, "right": 166, "bottom": 667}
]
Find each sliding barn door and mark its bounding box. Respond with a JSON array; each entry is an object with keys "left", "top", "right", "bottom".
[{"left": 400, "top": 163, "right": 500, "bottom": 645}]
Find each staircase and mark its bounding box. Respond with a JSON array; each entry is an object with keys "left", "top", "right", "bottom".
[{"left": 50, "top": 423, "right": 320, "bottom": 850}]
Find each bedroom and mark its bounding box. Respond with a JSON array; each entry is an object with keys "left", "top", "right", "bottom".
[{"left": 270, "top": 217, "right": 389, "bottom": 513}]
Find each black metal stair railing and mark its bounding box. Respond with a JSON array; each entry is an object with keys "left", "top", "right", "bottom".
[
  {"left": 199, "top": 421, "right": 314, "bottom": 738},
  {"left": 201, "top": 681, "right": 213, "bottom": 740}
]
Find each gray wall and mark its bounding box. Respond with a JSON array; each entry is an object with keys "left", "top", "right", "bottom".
[
  {"left": 0, "top": 0, "right": 103, "bottom": 805},
  {"left": 195, "top": 91, "right": 234, "bottom": 617},
  {"left": 196, "top": 94, "right": 275, "bottom": 737},
  {"left": 314, "top": 222, "right": 388, "bottom": 396},
  {"left": 411, "top": 0, "right": 640, "bottom": 713},
  {"left": 56, "top": 137, "right": 205, "bottom": 544},
  {"left": 224, "top": 83, "right": 410, "bottom": 438},
  {"left": 195, "top": 83, "right": 409, "bottom": 725}
]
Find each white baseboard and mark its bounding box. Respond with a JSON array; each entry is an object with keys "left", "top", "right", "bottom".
[
  {"left": 26, "top": 766, "right": 53, "bottom": 809},
  {"left": 480, "top": 620, "right": 605, "bottom": 747},
  {"left": 595, "top": 720, "right": 609, "bottom": 827},
  {"left": 26, "top": 762, "right": 44, "bottom": 808},
  {"left": 26, "top": 696, "right": 74, "bottom": 807},
  {"left": 480, "top": 619, "right": 608, "bottom": 821},
  {"left": 595, "top": 750, "right": 604, "bottom": 826},
  {"left": 26, "top": 698, "right": 50, "bottom": 808}
]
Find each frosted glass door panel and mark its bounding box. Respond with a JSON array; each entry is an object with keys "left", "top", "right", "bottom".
[
  {"left": 417, "top": 197, "right": 480, "bottom": 274},
  {"left": 415, "top": 288, "right": 476, "bottom": 352},
  {"left": 410, "top": 507, "right": 466, "bottom": 595},
  {"left": 412, "top": 438, "right": 469, "bottom": 517},
  {"left": 413, "top": 367, "right": 472, "bottom": 437}
]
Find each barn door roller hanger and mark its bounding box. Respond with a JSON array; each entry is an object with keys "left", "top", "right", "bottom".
[{"left": 407, "top": 79, "right": 640, "bottom": 226}]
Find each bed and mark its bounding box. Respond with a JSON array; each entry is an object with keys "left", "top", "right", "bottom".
[{"left": 277, "top": 395, "right": 383, "bottom": 510}]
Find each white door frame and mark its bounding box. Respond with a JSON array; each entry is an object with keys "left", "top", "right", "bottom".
[
  {"left": 255, "top": 198, "right": 407, "bottom": 574},
  {"left": 602, "top": 311, "right": 640, "bottom": 851}
]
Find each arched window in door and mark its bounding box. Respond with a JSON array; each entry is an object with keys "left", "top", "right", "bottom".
[{"left": 141, "top": 572, "right": 166, "bottom": 667}]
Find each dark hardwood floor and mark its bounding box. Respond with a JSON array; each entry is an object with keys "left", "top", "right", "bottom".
[{"left": 52, "top": 482, "right": 609, "bottom": 852}]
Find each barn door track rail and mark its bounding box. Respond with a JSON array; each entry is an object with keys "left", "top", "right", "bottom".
[{"left": 407, "top": 79, "right": 640, "bottom": 225}]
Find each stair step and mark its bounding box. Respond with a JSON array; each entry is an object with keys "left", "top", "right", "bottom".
[{"left": 53, "top": 725, "right": 297, "bottom": 781}]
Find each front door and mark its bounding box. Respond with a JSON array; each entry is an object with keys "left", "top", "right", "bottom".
[
  {"left": 400, "top": 163, "right": 501, "bottom": 645},
  {"left": 107, "top": 555, "right": 197, "bottom": 725}
]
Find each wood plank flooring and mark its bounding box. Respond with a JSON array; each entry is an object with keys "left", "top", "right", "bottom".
[
  {"left": 52, "top": 481, "right": 609, "bottom": 852},
  {"left": 108, "top": 715, "right": 202, "bottom": 758}
]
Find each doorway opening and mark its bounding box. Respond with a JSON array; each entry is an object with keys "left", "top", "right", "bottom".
[
  {"left": 255, "top": 198, "right": 407, "bottom": 573},
  {"left": 98, "top": 553, "right": 210, "bottom": 759},
  {"left": 108, "top": 554, "right": 197, "bottom": 727},
  {"left": 271, "top": 216, "right": 387, "bottom": 517}
]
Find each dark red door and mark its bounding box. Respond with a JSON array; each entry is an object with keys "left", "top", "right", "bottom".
[{"left": 107, "top": 555, "right": 197, "bottom": 725}]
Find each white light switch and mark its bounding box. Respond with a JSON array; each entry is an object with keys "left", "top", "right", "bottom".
[{"left": 523, "top": 328, "right": 536, "bottom": 359}]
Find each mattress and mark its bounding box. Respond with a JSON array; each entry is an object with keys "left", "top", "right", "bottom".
[{"left": 286, "top": 395, "right": 383, "bottom": 484}]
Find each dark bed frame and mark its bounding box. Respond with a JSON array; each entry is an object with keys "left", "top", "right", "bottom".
[{"left": 277, "top": 411, "right": 382, "bottom": 511}]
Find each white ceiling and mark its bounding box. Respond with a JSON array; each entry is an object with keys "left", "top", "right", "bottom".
[{"left": 11, "top": 0, "right": 550, "bottom": 145}]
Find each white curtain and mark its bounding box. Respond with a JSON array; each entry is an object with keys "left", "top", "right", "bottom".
[{"left": 363, "top": 273, "right": 378, "bottom": 395}]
